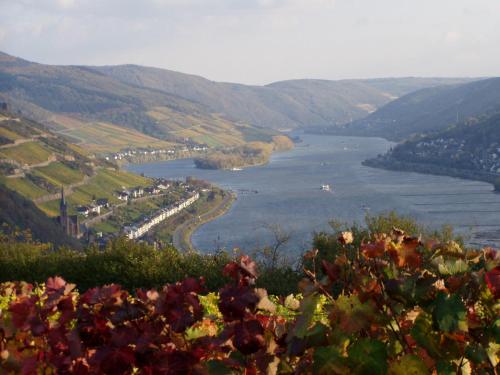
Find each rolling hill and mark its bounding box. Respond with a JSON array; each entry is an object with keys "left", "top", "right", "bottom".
[
  {"left": 93, "top": 63, "right": 475, "bottom": 130},
  {"left": 0, "top": 51, "right": 277, "bottom": 150},
  {"left": 0, "top": 51, "right": 477, "bottom": 151},
  {"left": 342, "top": 77, "right": 500, "bottom": 141}
]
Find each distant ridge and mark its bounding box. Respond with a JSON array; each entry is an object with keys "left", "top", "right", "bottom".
[
  {"left": 342, "top": 77, "right": 500, "bottom": 141},
  {"left": 0, "top": 51, "right": 481, "bottom": 151}
]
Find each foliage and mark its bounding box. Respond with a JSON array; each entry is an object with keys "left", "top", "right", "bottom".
[
  {"left": 0, "top": 234, "right": 298, "bottom": 296},
  {"left": 0, "top": 230, "right": 498, "bottom": 374},
  {"left": 194, "top": 136, "right": 293, "bottom": 170}
]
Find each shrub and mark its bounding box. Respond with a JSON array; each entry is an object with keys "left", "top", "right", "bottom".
[{"left": 0, "top": 230, "right": 498, "bottom": 374}]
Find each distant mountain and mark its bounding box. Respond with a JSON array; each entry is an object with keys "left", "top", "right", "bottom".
[
  {"left": 364, "top": 112, "right": 500, "bottom": 184},
  {"left": 342, "top": 77, "right": 500, "bottom": 141},
  {"left": 93, "top": 63, "right": 475, "bottom": 130}
]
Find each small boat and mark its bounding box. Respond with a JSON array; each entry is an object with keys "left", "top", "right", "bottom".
[
  {"left": 321, "top": 184, "right": 331, "bottom": 192},
  {"left": 230, "top": 167, "right": 243, "bottom": 171}
]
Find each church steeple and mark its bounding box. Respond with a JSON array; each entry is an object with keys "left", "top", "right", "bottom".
[{"left": 60, "top": 186, "right": 67, "bottom": 216}]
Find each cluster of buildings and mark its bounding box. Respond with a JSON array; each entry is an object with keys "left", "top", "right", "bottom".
[
  {"left": 76, "top": 198, "right": 110, "bottom": 217},
  {"left": 400, "top": 138, "right": 500, "bottom": 174},
  {"left": 105, "top": 145, "right": 208, "bottom": 162},
  {"left": 116, "top": 182, "right": 170, "bottom": 202},
  {"left": 124, "top": 192, "right": 200, "bottom": 240}
]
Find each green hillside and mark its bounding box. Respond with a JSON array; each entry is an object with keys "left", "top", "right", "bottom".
[
  {"left": 365, "top": 112, "right": 500, "bottom": 184},
  {"left": 0, "top": 110, "right": 151, "bottom": 218},
  {"left": 0, "top": 51, "right": 277, "bottom": 149},
  {"left": 0, "top": 184, "right": 81, "bottom": 248}
]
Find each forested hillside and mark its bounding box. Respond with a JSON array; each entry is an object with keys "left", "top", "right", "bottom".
[
  {"left": 342, "top": 77, "right": 500, "bottom": 141},
  {"left": 94, "top": 64, "right": 474, "bottom": 130},
  {"left": 365, "top": 112, "right": 500, "bottom": 184}
]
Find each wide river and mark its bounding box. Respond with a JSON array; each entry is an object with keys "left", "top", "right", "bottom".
[{"left": 128, "top": 135, "right": 500, "bottom": 254}]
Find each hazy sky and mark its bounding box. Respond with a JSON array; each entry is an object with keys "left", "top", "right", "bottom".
[{"left": 1, "top": 0, "right": 499, "bottom": 84}]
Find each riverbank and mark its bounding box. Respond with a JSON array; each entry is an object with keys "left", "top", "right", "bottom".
[
  {"left": 172, "top": 190, "right": 236, "bottom": 252},
  {"left": 363, "top": 157, "right": 500, "bottom": 190}
]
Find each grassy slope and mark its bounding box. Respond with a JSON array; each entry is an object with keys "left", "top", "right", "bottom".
[
  {"left": 51, "top": 115, "right": 175, "bottom": 153},
  {"left": 0, "top": 184, "right": 81, "bottom": 248},
  {"left": 38, "top": 169, "right": 152, "bottom": 217},
  {"left": 0, "top": 176, "right": 49, "bottom": 199},
  {"left": 0, "top": 111, "right": 152, "bottom": 218},
  {"left": 0, "top": 141, "right": 52, "bottom": 165},
  {"left": 33, "top": 162, "right": 85, "bottom": 186}
]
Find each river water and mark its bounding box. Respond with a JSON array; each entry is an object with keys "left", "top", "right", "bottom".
[{"left": 127, "top": 135, "right": 500, "bottom": 254}]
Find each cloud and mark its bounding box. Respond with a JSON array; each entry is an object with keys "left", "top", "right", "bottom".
[
  {"left": 445, "top": 31, "right": 461, "bottom": 43},
  {"left": 1, "top": 0, "right": 500, "bottom": 84}
]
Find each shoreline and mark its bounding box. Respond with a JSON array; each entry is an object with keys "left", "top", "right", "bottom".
[
  {"left": 172, "top": 190, "right": 236, "bottom": 252},
  {"left": 363, "top": 158, "right": 499, "bottom": 190}
]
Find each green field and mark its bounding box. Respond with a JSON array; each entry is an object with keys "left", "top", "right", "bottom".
[
  {"left": 33, "top": 162, "right": 85, "bottom": 186},
  {"left": 0, "top": 176, "right": 50, "bottom": 200},
  {"left": 0, "top": 127, "right": 21, "bottom": 142},
  {"left": 0, "top": 141, "right": 52, "bottom": 166}
]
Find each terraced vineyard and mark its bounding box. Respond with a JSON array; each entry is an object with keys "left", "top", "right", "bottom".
[
  {"left": 0, "top": 141, "right": 52, "bottom": 166},
  {"left": 0, "top": 111, "right": 152, "bottom": 218}
]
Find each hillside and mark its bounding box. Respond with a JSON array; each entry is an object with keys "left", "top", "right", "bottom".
[
  {"left": 342, "top": 77, "right": 500, "bottom": 141},
  {"left": 93, "top": 64, "right": 475, "bottom": 130},
  {"left": 365, "top": 112, "right": 500, "bottom": 184},
  {"left": 0, "top": 184, "right": 81, "bottom": 248},
  {"left": 0, "top": 51, "right": 276, "bottom": 150},
  {"left": 0, "top": 109, "right": 151, "bottom": 219}
]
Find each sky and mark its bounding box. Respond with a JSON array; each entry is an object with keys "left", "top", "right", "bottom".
[{"left": 0, "top": 0, "right": 499, "bottom": 85}]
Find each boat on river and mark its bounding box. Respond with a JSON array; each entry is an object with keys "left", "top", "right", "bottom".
[{"left": 321, "top": 184, "right": 331, "bottom": 192}]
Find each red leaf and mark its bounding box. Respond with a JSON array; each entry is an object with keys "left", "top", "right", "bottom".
[
  {"left": 361, "top": 240, "right": 386, "bottom": 259},
  {"left": 485, "top": 266, "right": 500, "bottom": 299},
  {"left": 233, "top": 319, "right": 265, "bottom": 355}
]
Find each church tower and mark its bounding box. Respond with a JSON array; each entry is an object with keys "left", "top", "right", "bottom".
[{"left": 59, "top": 186, "right": 69, "bottom": 233}]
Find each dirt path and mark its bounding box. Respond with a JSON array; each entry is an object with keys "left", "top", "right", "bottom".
[{"left": 172, "top": 191, "right": 236, "bottom": 252}]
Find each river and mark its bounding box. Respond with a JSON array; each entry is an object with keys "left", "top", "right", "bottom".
[{"left": 127, "top": 135, "right": 500, "bottom": 254}]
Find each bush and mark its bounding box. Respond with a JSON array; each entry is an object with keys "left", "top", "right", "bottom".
[
  {"left": 0, "top": 230, "right": 498, "bottom": 374},
  {"left": 0, "top": 236, "right": 299, "bottom": 295}
]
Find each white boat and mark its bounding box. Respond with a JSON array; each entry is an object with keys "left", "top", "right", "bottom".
[
  {"left": 321, "top": 184, "right": 331, "bottom": 191},
  {"left": 230, "top": 167, "right": 243, "bottom": 171}
]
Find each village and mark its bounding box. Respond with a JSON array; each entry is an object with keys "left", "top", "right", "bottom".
[
  {"left": 403, "top": 137, "right": 500, "bottom": 174},
  {"left": 104, "top": 144, "right": 208, "bottom": 163},
  {"left": 57, "top": 177, "right": 208, "bottom": 244}
]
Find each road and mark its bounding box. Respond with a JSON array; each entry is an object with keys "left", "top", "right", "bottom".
[{"left": 172, "top": 191, "right": 236, "bottom": 252}]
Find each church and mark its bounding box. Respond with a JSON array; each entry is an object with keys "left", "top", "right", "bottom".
[{"left": 58, "top": 187, "right": 81, "bottom": 238}]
